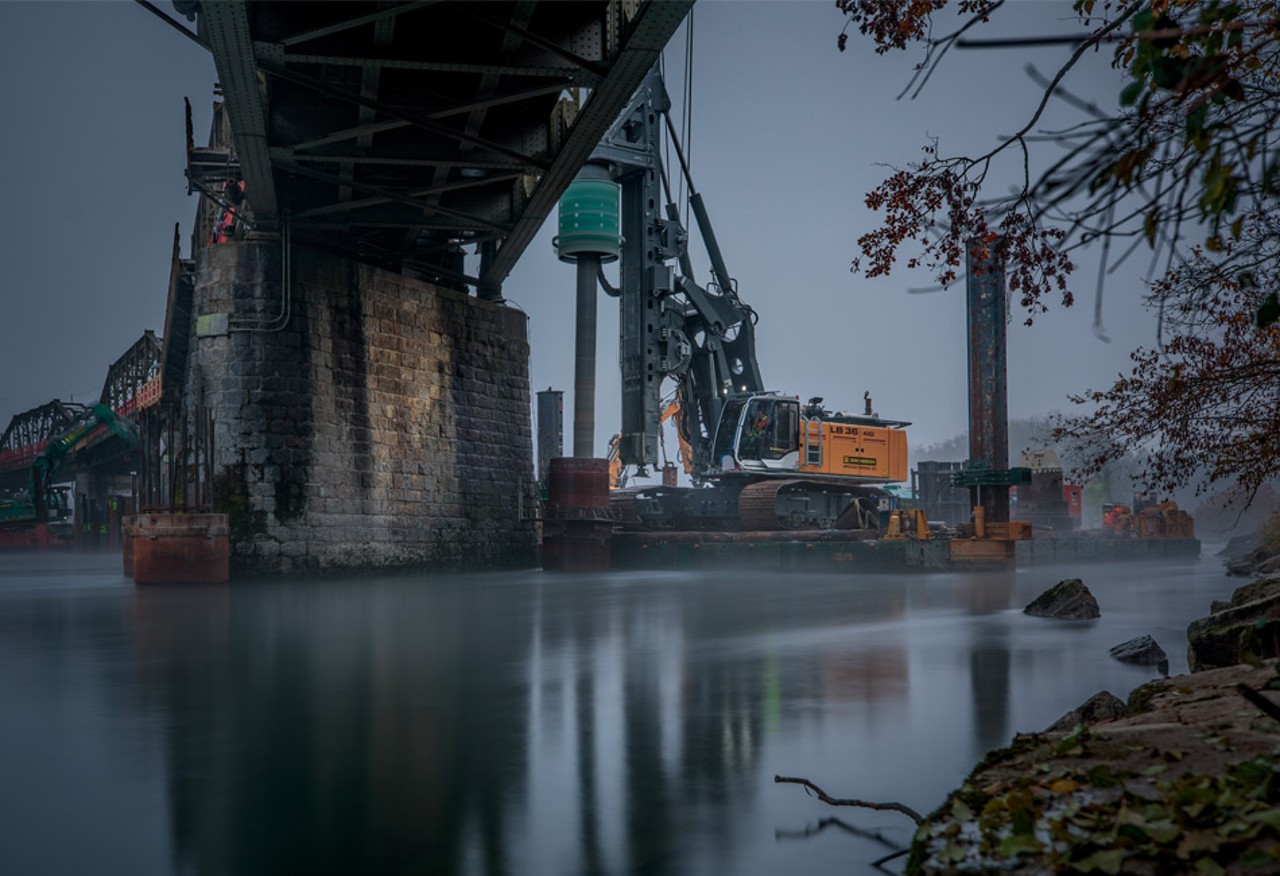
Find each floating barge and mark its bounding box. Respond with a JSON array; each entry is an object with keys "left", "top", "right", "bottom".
[
  {"left": 606, "top": 529, "right": 1199, "bottom": 572},
  {"left": 542, "top": 458, "right": 1199, "bottom": 573},
  {"left": 1015, "top": 533, "right": 1201, "bottom": 565},
  {"left": 612, "top": 530, "right": 933, "bottom": 572}
]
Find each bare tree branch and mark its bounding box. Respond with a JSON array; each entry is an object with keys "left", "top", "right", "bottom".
[{"left": 774, "top": 775, "right": 925, "bottom": 825}]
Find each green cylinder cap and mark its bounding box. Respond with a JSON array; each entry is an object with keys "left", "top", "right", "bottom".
[{"left": 554, "top": 178, "right": 622, "bottom": 263}]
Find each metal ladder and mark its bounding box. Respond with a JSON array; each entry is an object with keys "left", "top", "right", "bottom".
[{"left": 802, "top": 418, "right": 822, "bottom": 467}]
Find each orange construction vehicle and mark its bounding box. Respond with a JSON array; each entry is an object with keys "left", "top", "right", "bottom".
[{"left": 1136, "top": 501, "right": 1195, "bottom": 539}]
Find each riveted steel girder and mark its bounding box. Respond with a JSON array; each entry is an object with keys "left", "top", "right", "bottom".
[
  {"left": 480, "top": 0, "right": 693, "bottom": 289},
  {"left": 278, "top": 0, "right": 443, "bottom": 47},
  {"left": 0, "top": 401, "right": 84, "bottom": 459},
  {"left": 99, "top": 332, "right": 162, "bottom": 412},
  {"left": 199, "top": 0, "right": 692, "bottom": 291},
  {"left": 201, "top": 0, "right": 278, "bottom": 221}
]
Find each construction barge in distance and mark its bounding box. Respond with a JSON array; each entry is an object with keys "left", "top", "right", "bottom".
[
  {"left": 541, "top": 452, "right": 1201, "bottom": 574},
  {"left": 607, "top": 522, "right": 1201, "bottom": 574}
]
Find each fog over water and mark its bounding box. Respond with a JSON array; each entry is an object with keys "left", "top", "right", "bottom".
[{"left": 0, "top": 551, "right": 1231, "bottom": 875}]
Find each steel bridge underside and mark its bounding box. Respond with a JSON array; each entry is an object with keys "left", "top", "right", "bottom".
[{"left": 196, "top": 0, "right": 691, "bottom": 296}]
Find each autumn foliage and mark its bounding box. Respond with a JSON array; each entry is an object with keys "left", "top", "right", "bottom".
[
  {"left": 836, "top": 0, "right": 998, "bottom": 53},
  {"left": 840, "top": 0, "right": 1280, "bottom": 495},
  {"left": 1054, "top": 216, "right": 1280, "bottom": 497}
]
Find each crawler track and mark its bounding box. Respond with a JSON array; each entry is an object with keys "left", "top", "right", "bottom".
[{"left": 738, "top": 479, "right": 882, "bottom": 531}]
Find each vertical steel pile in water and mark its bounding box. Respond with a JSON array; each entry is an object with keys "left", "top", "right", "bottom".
[
  {"left": 554, "top": 169, "right": 621, "bottom": 459},
  {"left": 542, "top": 457, "right": 612, "bottom": 572},
  {"left": 535, "top": 389, "right": 565, "bottom": 483},
  {"left": 966, "top": 241, "right": 1010, "bottom": 523}
]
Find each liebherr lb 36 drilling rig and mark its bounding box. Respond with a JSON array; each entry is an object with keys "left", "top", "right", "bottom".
[{"left": 558, "top": 68, "right": 908, "bottom": 532}]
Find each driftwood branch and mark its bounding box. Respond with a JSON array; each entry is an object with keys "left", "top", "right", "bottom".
[
  {"left": 1237, "top": 683, "right": 1280, "bottom": 724},
  {"left": 774, "top": 775, "right": 925, "bottom": 825}
]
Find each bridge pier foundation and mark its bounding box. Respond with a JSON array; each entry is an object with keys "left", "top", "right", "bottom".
[{"left": 185, "top": 240, "right": 537, "bottom": 574}]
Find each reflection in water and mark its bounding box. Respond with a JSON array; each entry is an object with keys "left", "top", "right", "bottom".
[
  {"left": 0, "top": 554, "right": 1232, "bottom": 875},
  {"left": 126, "top": 574, "right": 914, "bottom": 876},
  {"left": 575, "top": 663, "right": 603, "bottom": 876},
  {"left": 969, "top": 623, "right": 1011, "bottom": 755},
  {"left": 775, "top": 816, "right": 905, "bottom": 862},
  {"left": 133, "top": 582, "right": 534, "bottom": 876},
  {"left": 964, "top": 575, "right": 1016, "bottom": 755}
]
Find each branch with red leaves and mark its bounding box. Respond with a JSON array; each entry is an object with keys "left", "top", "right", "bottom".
[
  {"left": 1052, "top": 214, "right": 1280, "bottom": 500},
  {"left": 839, "top": 0, "right": 1280, "bottom": 327}
]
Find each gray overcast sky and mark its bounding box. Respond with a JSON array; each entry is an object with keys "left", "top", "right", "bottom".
[
  {"left": 0, "top": 1, "right": 215, "bottom": 413},
  {"left": 0, "top": 1, "right": 1150, "bottom": 457}
]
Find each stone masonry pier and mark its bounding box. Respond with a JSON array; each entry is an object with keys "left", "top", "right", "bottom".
[{"left": 188, "top": 240, "right": 536, "bottom": 574}]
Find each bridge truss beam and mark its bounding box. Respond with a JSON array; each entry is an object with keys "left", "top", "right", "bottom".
[{"left": 197, "top": 0, "right": 692, "bottom": 297}]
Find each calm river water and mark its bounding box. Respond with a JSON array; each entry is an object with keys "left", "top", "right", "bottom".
[{"left": 0, "top": 548, "right": 1234, "bottom": 875}]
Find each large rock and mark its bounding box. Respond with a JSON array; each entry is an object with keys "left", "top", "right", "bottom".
[
  {"left": 1226, "top": 574, "right": 1280, "bottom": 608},
  {"left": 1109, "top": 634, "right": 1169, "bottom": 672},
  {"left": 1218, "top": 531, "right": 1260, "bottom": 559},
  {"left": 1024, "top": 578, "right": 1100, "bottom": 619},
  {"left": 1045, "top": 690, "right": 1126, "bottom": 732},
  {"left": 1227, "top": 549, "right": 1280, "bottom": 577},
  {"left": 1187, "top": 573, "right": 1280, "bottom": 671}
]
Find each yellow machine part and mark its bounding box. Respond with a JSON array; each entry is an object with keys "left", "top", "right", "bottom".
[
  {"left": 884, "top": 510, "right": 904, "bottom": 540},
  {"left": 950, "top": 538, "right": 1017, "bottom": 566},
  {"left": 606, "top": 434, "right": 623, "bottom": 489},
  {"left": 884, "top": 508, "right": 930, "bottom": 541},
  {"left": 659, "top": 400, "right": 694, "bottom": 477},
  {"left": 797, "top": 420, "right": 908, "bottom": 482},
  {"left": 607, "top": 401, "right": 693, "bottom": 490},
  {"left": 1136, "top": 501, "right": 1196, "bottom": 539}
]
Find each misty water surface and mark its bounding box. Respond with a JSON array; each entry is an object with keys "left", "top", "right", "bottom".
[{"left": 0, "top": 550, "right": 1231, "bottom": 875}]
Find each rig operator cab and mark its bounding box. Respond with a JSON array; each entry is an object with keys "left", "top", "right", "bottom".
[{"left": 713, "top": 393, "right": 908, "bottom": 484}]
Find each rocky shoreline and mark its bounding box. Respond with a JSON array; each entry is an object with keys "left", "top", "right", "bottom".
[{"left": 907, "top": 558, "right": 1280, "bottom": 874}]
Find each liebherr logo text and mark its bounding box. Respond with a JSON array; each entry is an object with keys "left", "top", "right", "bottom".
[{"left": 843, "top": 456, "right": 877, "bottom": 467}]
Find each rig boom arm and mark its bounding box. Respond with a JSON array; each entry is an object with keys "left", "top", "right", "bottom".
[{"left": 589, "top": 66, "right": 762, "bottom": 479}]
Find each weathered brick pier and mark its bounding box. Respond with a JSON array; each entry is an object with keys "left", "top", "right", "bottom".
[{"left": 189, "top": 241, "right": 536, "bottom": 573}]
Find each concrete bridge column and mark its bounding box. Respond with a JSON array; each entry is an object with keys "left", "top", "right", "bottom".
[{"left": 186, "top": 239, "right": 537, "bottom": 574}]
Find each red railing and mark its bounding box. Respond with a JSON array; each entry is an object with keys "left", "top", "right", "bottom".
[
  {"left": 116, "top": 375, "right": 162, "bottom": 417},
  {"left": 0, "top": 442, "right": 46, "bottom": 472}
]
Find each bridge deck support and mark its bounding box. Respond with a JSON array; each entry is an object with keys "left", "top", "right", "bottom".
[{"left": 187, "top": 240, "right": 536, "bottom": 574}]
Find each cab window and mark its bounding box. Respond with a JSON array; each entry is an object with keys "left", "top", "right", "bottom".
[
  {"left": 766, "top": 400, "right": 799, "bottom": 460},
  {"left": 738, "top": 398, "right": 799, "bottom": 462}
]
